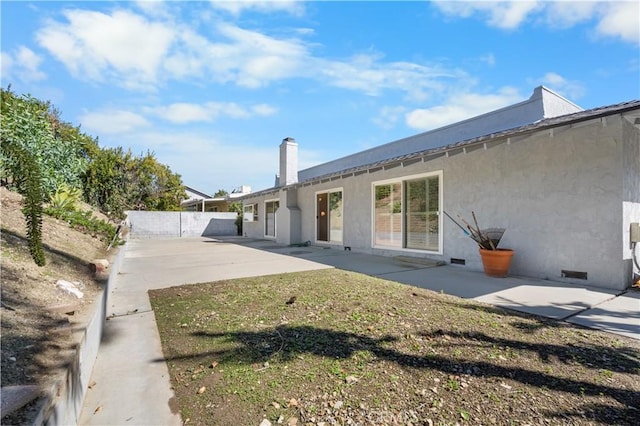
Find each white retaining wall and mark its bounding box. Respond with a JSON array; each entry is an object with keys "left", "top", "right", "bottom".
[
  {"left": 34, "top": 244, "right": 125, "bottom": 425},
  {"left": 125, "top": 211, "right": 238, "bottom": 238}
]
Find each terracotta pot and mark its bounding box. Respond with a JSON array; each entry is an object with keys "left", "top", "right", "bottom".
[{"left": 479, "top": 248, "right": 514, "bottom": 278}]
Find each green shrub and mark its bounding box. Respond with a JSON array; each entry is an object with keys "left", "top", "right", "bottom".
[
  {"left": 44, "top": 207, "right": 120, "bottom": 246},
  {"left": 49, "top": 184, "right": 83, "bottom": 213}
]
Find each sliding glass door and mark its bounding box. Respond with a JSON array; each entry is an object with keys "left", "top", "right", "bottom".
[
  {"left": 405, "top": 177, "right": 439, "bottom": 250},
  {"left": 373, "top": 172, "right": 441, "bottom": 252}
]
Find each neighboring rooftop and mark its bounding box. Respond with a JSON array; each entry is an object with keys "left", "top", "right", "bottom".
[
  {"left": 184, "top": 186, "right": 211, "bottom": 200},
  {"left": 181, "top": 185, "right": 252, "bottom": 210}
]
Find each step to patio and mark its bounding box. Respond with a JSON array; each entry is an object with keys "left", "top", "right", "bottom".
[{"left": 394, "top": 256, "right": 445, "bottom": 268}]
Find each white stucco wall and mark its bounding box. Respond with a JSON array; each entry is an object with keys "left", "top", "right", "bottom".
[
  {"left": 126, "top": 211, "right": 238, "bottom": 238},
  {"left": 126, "top": 211, "right": 181, "bottom": 238},
  {"left": 242, "top": 111, "right": 635, "bottom": 290},
  {"left": 242, "top": 191, "right": 279, "bottom": 240}
]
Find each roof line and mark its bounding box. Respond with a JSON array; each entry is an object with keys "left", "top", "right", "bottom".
[{"left": 240, "top": 99, "right": 640, "bottom": 199}]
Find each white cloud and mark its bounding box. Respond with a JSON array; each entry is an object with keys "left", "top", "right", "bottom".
[
  {"left": 372, "top": 106, "right": 407, "bottom": 130},
  {"left": 595, "top": 1, "right": 640, "bottom": 45},
  {"left": 158, "top": 21, "right": 313, "bottom": 89},
  {"left": 433, "top": 1, "right": 639, "bottom": 45},
  {"left": 0, "top": 52, "right": 13, "bottom": 82},
  {"left": 118, "top": 130, "right": 280, "bottom": 191},
  {"left": 1, "top": 46, "right": 46, "bottom": 83},
  {"left": 405, "top": 87, "right": 523, "bottom": 131},
  {"left": 145, "top": 101, "right": 276, "bottom": 124},
  {"left": 134, "top": 0, "right": 174, "bottom": 18},
  {"left": 251, "top": 103, "right": 278, "bottom": 116},
  {"left": 29, "top": 4, "right": 474, "bottom": 104},
  {"left": 162, "top": 29, "right": 210, "bottom": 79},
  {"left": 433, "top": 1, "right": 542, "bottom": 30},
  {"left": 212, "top": 23, "right": 310, "bottom": 88},
  {"left": 532, "top": 72, "right": 586, "bottom": 100},
  {"left": 149, "top": 103, "right": 217, "bottom": 124},
  {"left": 544, "top": 1, "right": 598, "bottom": 28},
  {"left": 208, "top": 0, "right": 305, "bottom": 17},
  {"left": 36, "top": 9, "right": 175, "bottom": 89},
  {"left": 479, "top": 53, "right": 496, "bottom": 67},
  {"left": 489, "top": 1, "right": 541, "bottom": 29},
  {"left": 79, "top": 109, "right": 150, "bottom": 134},
  {"left": 320, "top": 53, "right": 467, "bottom": 101},
  {"left": 32, "top": 5, "right": 468, "bottom": 101}
]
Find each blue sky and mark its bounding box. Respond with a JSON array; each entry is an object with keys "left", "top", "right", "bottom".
[{"left": 2, "top": 1, "right": 639, "bottom": 195}]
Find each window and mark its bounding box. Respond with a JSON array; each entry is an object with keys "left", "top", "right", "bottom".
[
  {"left": 243, "top": 203, "right": 259, "bottom": 222},
  {"left": 316, "top": 189, "right": 343, "bottom": 243},
  {"left": 243, "top": 204, "right": 254, "bottom": 222},
  {"left": 265, "top": 200, "right": 279, "bottom": 237},
  {"left": 373, "top": 172, "right": 441, "bottom": 252}
]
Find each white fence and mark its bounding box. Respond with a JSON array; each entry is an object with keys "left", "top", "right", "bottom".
[{"left": 125, "top": 211, "right": 238, "bottom": 238}]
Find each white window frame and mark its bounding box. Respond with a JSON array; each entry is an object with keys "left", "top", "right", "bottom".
[{"left": 371, "top": 171, "right": 443, "bottom": 255}]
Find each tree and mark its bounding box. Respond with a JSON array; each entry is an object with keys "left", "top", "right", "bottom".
[
  {"left": 82, "top": 149, "right": 186, "bottom": 217},
  {"left": 214, "top": 189, "right": 229, "bottom": 197},
  {"left": 2, "top": 88, "right": 187, "bottom": 221},
  {"left": 0, "top": 88, "right": 91, "bottom": 198},
  {"left": 126, "top": 151, "right": 186, "bottom": 212},
  {"left": 0, "top": 92, "right": 46, "bottom": 265},
  {"left": 81, "top": 146, "right": 131, "bottom": 218}
]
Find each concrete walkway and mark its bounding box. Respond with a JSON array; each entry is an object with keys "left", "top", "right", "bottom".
[{"left": 79, "top": 236, "right": 640, "bottom": 425}]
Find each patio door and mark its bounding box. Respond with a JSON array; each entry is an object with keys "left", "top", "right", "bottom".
[
  {"left": 372, "top": 172, "right": 441, "bottom": 253},
  {"left": 405, "top": 177, "right": 438, "bottom": 250}
]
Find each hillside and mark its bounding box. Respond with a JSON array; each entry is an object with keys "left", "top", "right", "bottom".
[{"left": 1, "top": 187, "right": 114, "bottom": 424}]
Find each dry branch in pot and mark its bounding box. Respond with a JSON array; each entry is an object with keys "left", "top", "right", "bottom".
[{"left": 457, "top": 211, "right": 505, "bottom": 250}]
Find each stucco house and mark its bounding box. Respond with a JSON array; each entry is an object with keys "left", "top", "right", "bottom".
[{"left": 241, "top": 87, "right": 640, "bottom": 291}]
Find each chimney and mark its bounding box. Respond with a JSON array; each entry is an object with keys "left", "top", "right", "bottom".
[{"left": 279, "top": 137, "right": 298, "bottom": 186}]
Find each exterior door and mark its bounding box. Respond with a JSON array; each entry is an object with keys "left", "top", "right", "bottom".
[
  {"left": 317, "top": 192, "right": 328, "bottom": 241},
  {"left": 265, "top": 200, "right": 278, "bottom": 237}
]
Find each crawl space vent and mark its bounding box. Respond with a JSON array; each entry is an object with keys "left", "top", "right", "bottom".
[{"left": 561, "top": 270, "right": 588, "bottom": 280}]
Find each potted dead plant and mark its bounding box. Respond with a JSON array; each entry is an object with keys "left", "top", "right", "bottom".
[{"left": 458, "top": 211, "right": 513, "bottom": 278}]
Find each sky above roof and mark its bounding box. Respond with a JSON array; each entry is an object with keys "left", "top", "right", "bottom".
[{"left": 2, "top": 1, "right": 639, "bottom": 195}]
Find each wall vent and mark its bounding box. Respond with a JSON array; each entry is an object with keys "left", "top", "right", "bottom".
[
  {"left": 450, "top": 258, "right": 466, "bottom": 265},
  {"left": 561, "top": 270, "right": 588, "bottom": 280}
]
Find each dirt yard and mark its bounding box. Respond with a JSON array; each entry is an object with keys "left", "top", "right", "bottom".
[{"left": 1, "top": 187, "right": 114, "bottom": 425}]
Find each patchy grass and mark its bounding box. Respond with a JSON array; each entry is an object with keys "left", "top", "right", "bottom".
[{"left": 149, "top": 269, "right": 640, "bottom": 426}]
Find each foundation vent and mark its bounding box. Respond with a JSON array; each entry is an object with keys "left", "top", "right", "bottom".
[
  {"left": 561, "top": 270, "right": 588, "bottom": 280},
  {"left": 450, "top": 258, "right": 466, "bottom": 265}
]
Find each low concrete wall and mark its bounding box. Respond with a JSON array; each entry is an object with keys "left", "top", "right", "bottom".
[
  {"left": 125, "top": 211, "right": 238, "bottom": 239},
  {"left": 33, "top": 244, "right": 126, "bottom": 425}
]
